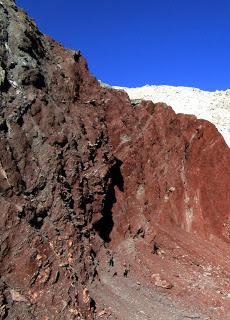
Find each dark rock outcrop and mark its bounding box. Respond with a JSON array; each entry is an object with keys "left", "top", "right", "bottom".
[{"left": 0, "top": 1, "right": 230, "bottom": 319}]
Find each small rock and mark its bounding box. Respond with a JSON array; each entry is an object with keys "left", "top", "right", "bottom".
[
  {"left": 98, "top": 309, "right": 111, "bottom": 317},
  {"left": 151, "top": 274, "right": 173, "bottom": 289},
  {"left": 10, "top": 289, "right": 28, "bottom": 303},
  {"left": 82, "top": 288, "right": 90, "bottom": 304},
  {"left": 168, "top": 186, "right": 176, "bottom": 192},
  {"left": 0, "top": 66, "right": 5, "bottom": 86}
]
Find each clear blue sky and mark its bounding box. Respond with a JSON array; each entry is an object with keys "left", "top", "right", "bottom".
[{"left": 16, "top": 0, "right": 230, "bottom": 91}]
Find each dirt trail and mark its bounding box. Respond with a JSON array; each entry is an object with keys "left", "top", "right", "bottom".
[{"left": 91, "top": 273, "right": 213, "bottom": 320}]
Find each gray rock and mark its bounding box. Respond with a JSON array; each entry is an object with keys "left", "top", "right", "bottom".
[{"left": 0, "top": 66, "right": 5, "bottom": 86}]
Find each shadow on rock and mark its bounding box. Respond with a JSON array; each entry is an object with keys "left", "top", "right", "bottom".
[{"left": 94, "top": 158, "right": 124, "bottom": 242}]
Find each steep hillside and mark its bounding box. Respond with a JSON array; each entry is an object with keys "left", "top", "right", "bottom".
[
  {"left": 0, "top": 1, "right": 230, "bottom": 319},
  {"left": 115, "top": 85, "right": 230, "bottom": 146}
]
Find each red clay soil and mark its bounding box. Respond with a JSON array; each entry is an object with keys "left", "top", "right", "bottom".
[{"left": 0, "top": 1, "right": 230, "bottom": 319}]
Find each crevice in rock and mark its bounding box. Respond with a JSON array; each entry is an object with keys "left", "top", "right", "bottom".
[
  {"left": 16, "top": 115, "right": 24, "bottom": 127},
  {"left": 0, "top": 120, "right": 8, "bottom": 133},
  {"left": 28, "top": 209, "right": 48, "bottom": 229},
  {"left": 0, "top": 78, "right": 11, "bottom": 92},
  {"left": 60, "top": 181, "right": 74, "bottom": 210},
  {"left": 0, "top": 281, "right": 8, "bottom": 319},
  {"left": 94, "top": 158, "right": 124, "bottom": 242},
  {"left": 184, "top": 142, "right": 190, "bottom": 160}
]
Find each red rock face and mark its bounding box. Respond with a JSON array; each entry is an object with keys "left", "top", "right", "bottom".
[
  {"left": 104, "top": 100, "right": 230, "bottom": 243},
  {"left": 1, "top": 1, "right": 230, "bottom": 319}
]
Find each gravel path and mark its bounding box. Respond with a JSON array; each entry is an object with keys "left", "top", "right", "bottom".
[{"left": 91, "top": 273, "right": 214, "bottom": 320}]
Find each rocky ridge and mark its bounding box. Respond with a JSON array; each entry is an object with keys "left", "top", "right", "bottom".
[
  {"left": 114, "top": 84, "right": 230, "bottom": 146},
  {"left": 0, "top": 1, "right": 230, "bottom": 319}
]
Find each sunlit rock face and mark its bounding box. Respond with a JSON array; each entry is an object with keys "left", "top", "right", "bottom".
[
  {"left": 115, "top": 84, "right": 230, "bottom": 146},
  {"left": 105, "top": 99, "right": 230, "bottom": 243},
  {"left": 1, "top": 1, "right": 230, "bottom": 319}
]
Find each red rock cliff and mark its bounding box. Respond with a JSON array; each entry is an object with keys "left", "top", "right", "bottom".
[{"left": 0, "top": 1, "right": 230, "bottom": 319}]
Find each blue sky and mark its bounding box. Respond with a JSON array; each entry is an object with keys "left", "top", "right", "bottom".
[{"left": 16, "top": 0, "right": 230, "bottom": 91}]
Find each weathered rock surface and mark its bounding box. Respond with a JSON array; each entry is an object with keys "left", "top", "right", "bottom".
[
  {"left": 0, "top": 1, "right": 230, "bottom": 319},
  {"left": 115, "top": 84, "right": 230, "bottom": 146}
]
